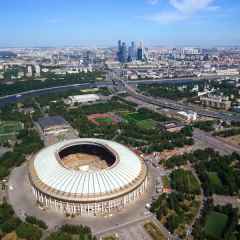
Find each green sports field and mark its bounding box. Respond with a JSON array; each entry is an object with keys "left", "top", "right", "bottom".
[
  {"left": 0, "top": 121, "right": 24, "bottom": 143},
  {"left": 124, "top": 112, "right": 148, "bottom": 123},
  {"left": 95, "top": 117, "right": 114, "bottom": 124},
  {"left": 122, "top": 112, "right": 156, "bottom": 130},
  {"left": 137, "top": 119, "right": 157, "bottom": 130},
  {"left": 204, "top": 211, "right": 228, "bottom": 238}
]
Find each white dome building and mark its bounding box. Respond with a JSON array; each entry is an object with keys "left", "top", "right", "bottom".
[{"left": 28, "top": 138, "right": 148, "bottom": 216}]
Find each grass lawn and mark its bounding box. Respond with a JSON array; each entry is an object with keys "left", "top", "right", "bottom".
[
  {"left": 123, "top": 112, "right": 157, "bottom": 130},
  {"left": 81, "top": 88, "right": 99, "bottom": 93},
  {"left": 0, "top": 134, "right": 15, "bottom": 144},
  {"left": 207, "top": 172, "right": 222, "bottom": 190},
  {"left": 124, "top": 112, "right": 148, "bottom": 123},
  {"left": 204, "top": 211, "right": 228, "bottom": 238},
  {"left": 144, "top": 221, "right": 166, "bottom": 240},
  {"left": 137, "top": 119, "right": 156, "bottom": 130},
  {"left": 0, "top": 121, "right": 23, "bottom": 135},
  {"left": 95, "top": 117, "right": 114, "bottom": 124},
  {"left": 162, "top": 175, "right": 170, "bottom": 188},
  {"left": 171, "top": 169, "right": 201, "bottom": 194},
  {"left": 0, "top": 121, "right": 23, "bottom": 143}
]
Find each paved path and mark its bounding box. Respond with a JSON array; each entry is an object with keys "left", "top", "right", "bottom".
[
  {"left": 96, "top": 214, "right": 172, "bottom": 240},
  {"left": 213, "top": 194, "right": 240, "bottom": 207},
  {"left": 95, "top": 214, "right": 152, "bottom": 237},
  {"left": 193, "top": 129, "right": 240, "bottom": 154}
]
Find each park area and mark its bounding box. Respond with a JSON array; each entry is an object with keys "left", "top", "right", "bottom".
[
  {"left": 207, "top": 172, "right": 222, "bottom": 191},
  {"left": 0, "top": 121, "right": 24, "bottom": 143},
  {"left": 122, "top": 112, "right": 157, "bottom": 130},
  {"left": 204, "top": 211, "right": 228, "bottom": 239}
]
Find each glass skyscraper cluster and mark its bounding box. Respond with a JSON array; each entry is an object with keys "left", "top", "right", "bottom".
[{"left": 117, "top": 40, "right": 144, "bottom": 63}]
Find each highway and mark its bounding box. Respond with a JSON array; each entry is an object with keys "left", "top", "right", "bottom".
[
  {"left": 1, "top": 75, "right": 240, "bottom": 122},
  {"left": 0, "top": 78, "right": 205, "bottom": 107},
  {"left": 0, "top": 82, "right": 108, "bottom": 107},
  {"left": 0, "top": 74, "right": 233, "bottom": 101},
  {"left": 0, "top": 82, "right": 97, "bottom": 100},
  {"left": 119, "top": 79, "right": 240, "bottom": 122}
]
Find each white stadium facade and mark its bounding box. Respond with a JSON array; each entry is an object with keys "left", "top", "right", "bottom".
[{"left": 28, "top": 138, "right": 148, "bottom": 216}]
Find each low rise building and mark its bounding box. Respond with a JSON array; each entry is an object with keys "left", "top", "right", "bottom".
[
  {"left": 35, "top": 65, "right": 41, "bottom": 77},
  {"left": 159, "top": 121, "right": 185, "bottom": 133},
  {"left": 200, "top": 94, "right": 232, "bottom": 110},
  {"left": 233, "top": 106, "right": 240, "bottom": 113},
  {"left": 216, "top": 69, "right": 239, "bottom": 76},
  {"left": 67, "top": 94, "right": 100, "bottom": 105},
  {"left": 26, "top": 65, "right": 32, "bottom": 77},
  {"left": 37, "top": 116, "right": 71, "bottom": 135}
]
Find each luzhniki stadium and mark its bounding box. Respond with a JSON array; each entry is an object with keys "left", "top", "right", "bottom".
[{"left": 28, "top": 138, "right": 148, "bottom": 216}]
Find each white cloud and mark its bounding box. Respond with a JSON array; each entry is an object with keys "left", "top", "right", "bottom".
[
  {"left": 169, "top": 0, "right": 215, "bottom": 13},
  {"left": 146, "top": 11, "right": 186, "bottom": 23},
  {"left": 146, "top": 0, "right": 160, "bottom": 5},
  {"left": 145, "top": 0, "right": 219, "bottom": 23}
]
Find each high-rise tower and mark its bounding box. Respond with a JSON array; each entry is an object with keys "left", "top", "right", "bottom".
[{"left": 137, "top": 41, "right": 144, "bottom": 61}]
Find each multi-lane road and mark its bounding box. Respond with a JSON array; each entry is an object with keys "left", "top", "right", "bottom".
[
  {"left": 1, "top": 76, "right": 240, "bottom": 122},
  {"left": 120, "top": 79, "right": 240, "bottom": 122},
  {"left": 0, "top": 77, "right": 206, "bottom": 103}
]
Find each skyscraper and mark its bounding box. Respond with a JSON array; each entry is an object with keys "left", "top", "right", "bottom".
[
  {"left": 137, "top": 42, "right": 144, "bottom": 61},
  {"left": 128, "top": 41, "right": 136, "bottom": 61},
  {"left": 117, "top": 40, "right": 122, "bottom": 62},
  {"left": 117, "top": 40, "right": 122, "bottom": 61},
  {"left": 117, "top": 40, "right": 128, "bottom": 63},
  {"left": 122, "top": 42, "right": 128, "bottom": 63},
  {"left": 118, "top": 40, "right": 122, "bottom": 52},
  {"left": 117, "top": 40, "right": 143, "bottom": 63}
]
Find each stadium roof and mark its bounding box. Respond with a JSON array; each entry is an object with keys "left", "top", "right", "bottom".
[{"left": 30, "top": 138, "right": 146, "bottom": 200}]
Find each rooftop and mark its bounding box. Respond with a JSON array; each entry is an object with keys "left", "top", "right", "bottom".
[
  {"left": 29, "top": 138, "right": 147, "bottom": 201},
  {"left": 38, "top": 116, "right": 69, "bottom": 129}
]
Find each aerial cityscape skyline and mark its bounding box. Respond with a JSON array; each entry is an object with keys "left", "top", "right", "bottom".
[
  {"left": 1, "top": 0, "right": 240, "bottom": 47},
  {"left": 1, "top": 1, "right": 240, "bottom": 240}
]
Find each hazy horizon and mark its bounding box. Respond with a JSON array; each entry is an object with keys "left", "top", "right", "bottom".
[{"left": 0, "top": 0, "right": 239, "bottom": 47}]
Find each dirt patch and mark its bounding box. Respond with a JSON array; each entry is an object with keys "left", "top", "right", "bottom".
[{"left": 224, "top": 135, "right": 240, "bottom": 146}]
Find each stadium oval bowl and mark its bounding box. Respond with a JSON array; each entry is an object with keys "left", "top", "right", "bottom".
[{"left": 28, "top": 138, "right": 148, "bottom": 216}]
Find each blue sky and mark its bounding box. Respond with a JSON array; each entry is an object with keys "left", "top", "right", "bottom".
[{"left": 0, "top": 0, "right": 239, "bottom": 47}]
